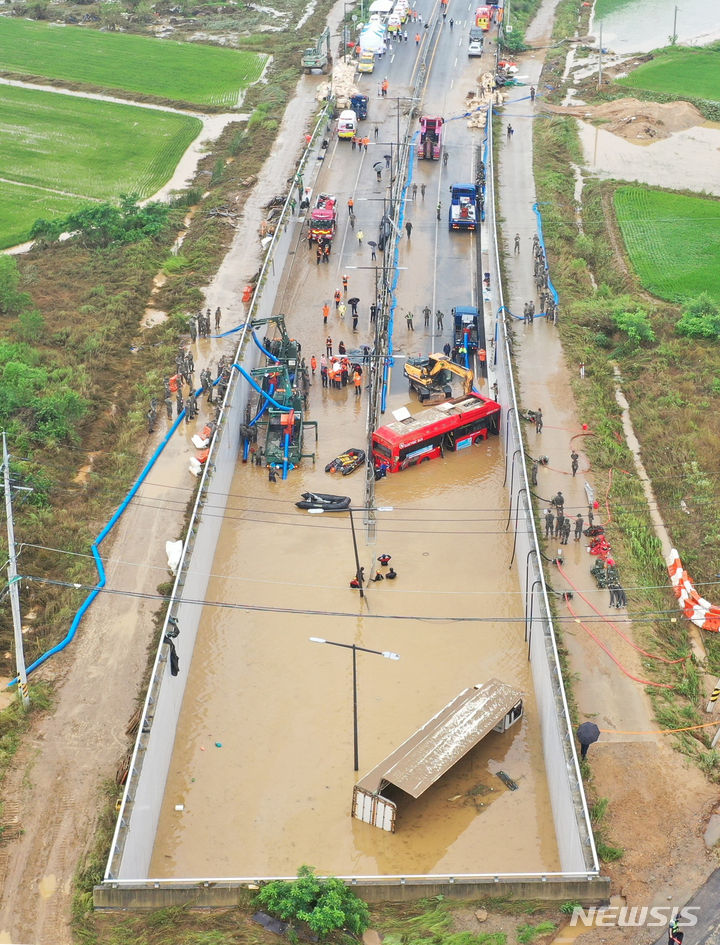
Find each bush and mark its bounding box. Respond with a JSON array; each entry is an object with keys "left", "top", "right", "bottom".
[
  {"left": 675, "top": 293, "right": 720, "bottom": 339},
  {"left": 612, "top": 309, "right": 655, "bottom": 346},
  {"left": 256, "top": 865, "right": 370, "bottom": 939}
]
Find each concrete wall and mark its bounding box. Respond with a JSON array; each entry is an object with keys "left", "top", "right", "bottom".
[
  {"left": 484, "top": 115, "right": 597, "bottom": 874},
  {"left": 95, "top": 876, "right": 610, "bottom": 911}
]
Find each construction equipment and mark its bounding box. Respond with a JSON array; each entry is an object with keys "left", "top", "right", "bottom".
[
  {"left": 301, "top": 27, "right": 333, "bottom": 73},
  {"left": 403, "top": 354, "right": 474, "bottom": 404},
  {"left": 250, "top": 364, "right": 317, "bottom": 468},
  {"left": 252, "top": 315, "right": 302, "bottom": 371}
]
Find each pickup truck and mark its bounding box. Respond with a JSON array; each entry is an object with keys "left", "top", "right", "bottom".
[
  {"left": 349, "top": 93, "right": 369, "bottom": 119},
  {"left": 448, "top": 183, "right": 478, "bottom": 231}
]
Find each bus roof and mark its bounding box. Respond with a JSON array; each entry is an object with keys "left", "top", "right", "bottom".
[{"left": 375, "top": 393, "right": 499, "bottom": 443}]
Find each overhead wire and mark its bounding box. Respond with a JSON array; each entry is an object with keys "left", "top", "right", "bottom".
[{"left": 14, "top": 573, "right": 700, "bottom": 624}]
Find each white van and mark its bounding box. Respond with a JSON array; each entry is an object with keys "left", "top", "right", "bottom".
[{"left": 337, "top": 109, "right": 358, "bottom": 139}]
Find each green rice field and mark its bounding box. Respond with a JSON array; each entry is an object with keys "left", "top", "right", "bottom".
[
  {"left": 618, "top": 46, "right": 720, "bottom": 102},
  {"left": 0, "top": 17, "right": 267, "bottom": 108},
  {"left": 614, "top": 186, "right": 720, "bottom": 303},
  {"left": 0, "top": 84, "right": 201, "bottom": 248}
]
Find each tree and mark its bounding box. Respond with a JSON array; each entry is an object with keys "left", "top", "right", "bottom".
[
  {"left": 256, "top": 865, "right": 370, "bottom": 939},
  {"left": 675, "top": 293, "right": 720, "bottom": 339},
  {"left": 30, "top": 196, "right": 171, "bottom": 248}
]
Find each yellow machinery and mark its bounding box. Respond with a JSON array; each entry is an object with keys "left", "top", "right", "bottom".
[{"left": 403, "top": 354, "right": 474, "bottom": 404}]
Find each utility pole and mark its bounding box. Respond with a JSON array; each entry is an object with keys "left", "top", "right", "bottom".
[
  {"left": 597, "top": 22, "right": 603, "bottom": 90},
  {"left": 672, "top": 5, "right": 678, "bottom": 44},
  {"left": 2, "top": 432, "right": 29, "bottom": 708}
]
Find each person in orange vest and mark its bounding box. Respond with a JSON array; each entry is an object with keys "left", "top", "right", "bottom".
[
  {"left": 326, "top": 336, "right": 333, "bottom": 357},
  {"left": 334, "top": 289, "right": 341, "bottom": 309},
  {"left": 347, "top": 197, "right": 354, "bottom": 217},
  {"left": 478, "top": 347, "right": 487, "bottom": 376},
  {"left": 322, "top": 303, "right": 329, "bottom": 325},
  {"left": 342, "top": 273, "right": 349, "bottom": 294},
  {"left": 354, "top": 371, "right": 362, "bottom": 398},
  {"left": 381, "top": 78, "right": 389, "bottom": 97},
  {"left": 310, "top": 355, "right": 317, "bottom": 376}
]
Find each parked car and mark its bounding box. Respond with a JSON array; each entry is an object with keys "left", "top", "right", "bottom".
[
  {"left": 468, "top": 39, "right": 483, "bottom": 56},
  {"left": 469, "top": 26, "right": 484, "bottom": 41}
]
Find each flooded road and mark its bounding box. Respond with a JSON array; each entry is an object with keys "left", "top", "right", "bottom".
[
  {"left": 151, "top": 2, "right": 559, "bottom": 879},
  {"left": 595, "top": 0, "right": 720, "bottom": 53}
]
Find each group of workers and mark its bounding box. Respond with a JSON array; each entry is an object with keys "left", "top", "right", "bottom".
[{"left": 350, "top": 554, "right": 397, "bottom": 588}]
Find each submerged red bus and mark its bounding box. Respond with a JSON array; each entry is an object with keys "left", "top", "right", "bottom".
[{"left": 372, "top": 393, "right": 501, "bottom": 473}]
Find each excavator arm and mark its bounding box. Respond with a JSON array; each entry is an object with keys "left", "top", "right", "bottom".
[{"left": 426, "top": 354, "right": 474, "bottom": 394}]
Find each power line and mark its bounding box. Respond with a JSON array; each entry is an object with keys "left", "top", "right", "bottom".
[{"left": 16, "top": 574, "right": 699, "bottom": 630}]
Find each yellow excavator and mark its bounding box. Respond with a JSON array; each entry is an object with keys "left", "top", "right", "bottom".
[{"left": 403, "top": 354, "right": 474, "bottom": 404}]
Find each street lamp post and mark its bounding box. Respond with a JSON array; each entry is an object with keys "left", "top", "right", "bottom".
[{"left": 309, "top": 637, "right": 399, "bottom": 770}]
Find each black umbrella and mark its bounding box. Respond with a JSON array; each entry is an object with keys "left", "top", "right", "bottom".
[
  {"left": 348, "top": 297, "right": 360, "bottom": 305},
  {"left": 576, "top": 722, "right": 600, "bottom": 759},
  {"left": 373, "top": 161, "right": 384, "bottom": 172},
  {"left": 367, "top": 240, "right": 377, "bottom": 248},
  {"left": 577, "top": 722, "right": 600, "bottom": 745}
]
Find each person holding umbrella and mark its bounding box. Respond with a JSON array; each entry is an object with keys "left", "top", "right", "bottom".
[
  {"left": 373, "top": 161, "right": 383, "bottom": 181},
  {"left": 368, "top": 240, "right": 377, "bottom": 261},
  {"left": 577, "top": 722, "right": 600, "bottom": 760}
]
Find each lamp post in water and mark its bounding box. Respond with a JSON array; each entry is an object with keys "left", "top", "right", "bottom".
[{"left": 309, "top": 637, "right": 399, "bottom": 771}]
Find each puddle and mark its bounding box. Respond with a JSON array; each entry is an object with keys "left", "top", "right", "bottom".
[
  {"left": 577, "top": 119, "right": 720, "bottom": 197},
  {"left": 141, "top": 308, "right": 169, "bottom": 330},
  {"left": 593, "top": 0, "right": 720, "bottom": 54}
]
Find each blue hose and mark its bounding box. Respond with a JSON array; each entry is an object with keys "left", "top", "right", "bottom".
[
  {"left": 8, "top": 410, "right": 188, "bottom": 687},
  {"left": 532, "top": 202, "right": 559, "bottom": 305},
  {"left": 231, "top": 364, "right": 291, "bottom": 411},
  {"left": 251, "top": 330, "right": 279, "bottom": 363},
  {"left": 282, "top": 432, "right": 290, "bottom": 480}
]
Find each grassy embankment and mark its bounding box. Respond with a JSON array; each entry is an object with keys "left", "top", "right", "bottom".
[
  {"left": 84, "top": 895, "right": 561, "bottom": 945},
  {"left": 533, "top": 5, "right": 720, "bottom": 774},
  {"left": 0, "top": 16, "right": 267, "bottom": 108}
]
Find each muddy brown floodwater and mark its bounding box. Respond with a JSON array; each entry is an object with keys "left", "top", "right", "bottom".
[
  {"left": 151, "top": 441, "right": 560, "bottom": 877},
  {"left": 151, "top": 34, "right": 559, "bottom": 873}
]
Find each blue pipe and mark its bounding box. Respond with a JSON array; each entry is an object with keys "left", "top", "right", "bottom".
[
  {"left": 231, "top": 364, "right": 291, "bottom": 411},
  {"left": 282, "top": 432, "right": 290, "bottom": 480},
  {"left": 251, "top": 330, "right": 279, "bottom": 364},
  {"left": 249, "top": 382, "right": 276, "bottom": 428},
  {"left": 532, "top": 202, "right": 559, "bottom": 305},
  {"left": 8, "top": 410, "right": 188, "bottom": 687}
]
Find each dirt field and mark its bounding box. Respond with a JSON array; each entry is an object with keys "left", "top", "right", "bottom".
[{"left": 546, "top": 97, "right": 705, "bottom": 141}]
